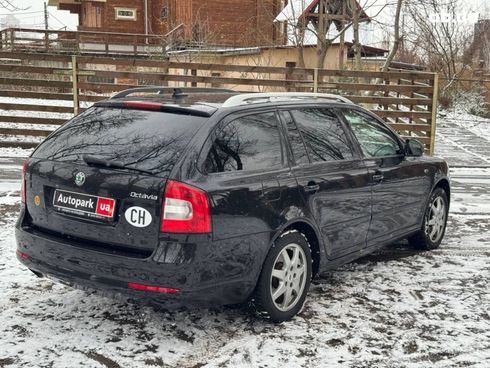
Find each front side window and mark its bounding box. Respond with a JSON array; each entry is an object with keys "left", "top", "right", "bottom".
[
  {"left": 342, "top": 109, "right": 402, "bottom": 158},
  {"left": 290, "top": 108, "right": 353, "bottom": 162},
  {"left": 204, "top": 113, "right": 283, "bottom": 173}
]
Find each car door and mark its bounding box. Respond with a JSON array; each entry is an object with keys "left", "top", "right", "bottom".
[
  {"left": 199, "top": 110, "right": 287, "bottom": 241},
  {"left": 279, "top": 108, "right": 372, "bottom": 260},
  {"left": 339, "top": 108, "right": 431, "bottom": 248}
]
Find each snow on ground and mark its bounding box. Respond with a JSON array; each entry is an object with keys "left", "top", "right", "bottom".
[
  {"left": 0, "top": 96, "right": 77, "bottom": 123},
  {"left": 436, "top": 110, "right": 490, "bottom": 166},
  {"left": 0, "top": 147, "right": 34, "bottom": 158},
  {"left": 439, "top": 109, "right": 490, "bottom": 143},
  {"left": 0, "top": 173, "right": 489, "bottom": 368},
  {"left": 0, "top": 109, "right": 489, "bottom": 367}
]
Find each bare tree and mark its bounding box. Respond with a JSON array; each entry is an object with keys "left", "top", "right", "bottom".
[
  {"left": 348, "top": 0, "right": 362, "bottom": 70},
  {"left": 0, "top": 0, "right": 27, "bottom": 11},
  {"left": 380, "top": 0, "right": 403, "bottom": 72},
  {"left": 405, "top": 0, "right": 477, "bottom": 96},
  {"left": 279, "top": 0, "right": 385, "bottom": 69}
]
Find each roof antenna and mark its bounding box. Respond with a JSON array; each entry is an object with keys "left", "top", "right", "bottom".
[{"left": 172, "top": 88, "right": 188, "bottom": 99}]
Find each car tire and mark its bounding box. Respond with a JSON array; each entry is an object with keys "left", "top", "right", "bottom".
[
  {"left": 408, "top": 187, "right": 449, "bottom": 250},
  {"left": 251, "top": 230, "right": 312, "bottom": 323}
]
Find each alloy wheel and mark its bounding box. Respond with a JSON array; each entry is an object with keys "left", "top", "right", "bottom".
[
  {"left": 270, "top": 243, "right": 307, "bottom": 312},
  {"left": 425, "top": 196, "right": 447, "bottom": 243}
]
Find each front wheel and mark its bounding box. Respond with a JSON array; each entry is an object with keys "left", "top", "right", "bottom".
[
  {"left": 409, "top": 188, "right": 449, "bottom": 250},
  {"left": 251, "top": 231, "right": 312, "bottom": 322}
]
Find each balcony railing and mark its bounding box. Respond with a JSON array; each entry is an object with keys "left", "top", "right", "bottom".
[{"left": 0, "top": 28, "right": 172, "bottom": 57}]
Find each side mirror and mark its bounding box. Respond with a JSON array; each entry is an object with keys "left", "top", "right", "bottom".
[{"left": 405, "top": 139, "right": 424, "bottom": 157}]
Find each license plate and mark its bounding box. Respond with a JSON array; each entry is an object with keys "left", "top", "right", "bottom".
[{"left": 53, "top": 189, "right": 116, "bottom": 220}]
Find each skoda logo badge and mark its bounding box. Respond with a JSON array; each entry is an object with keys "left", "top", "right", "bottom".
[{"left": 74, "top": 172, "right": 86, "bottom": 186}]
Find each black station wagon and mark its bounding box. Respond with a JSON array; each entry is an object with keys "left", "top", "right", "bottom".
[{"left": 16, "top": 88, "right": 450, "bottom": 322}]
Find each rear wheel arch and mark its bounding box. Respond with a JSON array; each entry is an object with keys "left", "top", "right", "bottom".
[
  {"left": 434, "top": 178, "right": 450, "bottom": 204},
  {"left": 272, "top": 220, "right": 322, "bottom": 278}
]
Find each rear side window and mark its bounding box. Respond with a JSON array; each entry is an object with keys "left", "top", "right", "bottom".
[
  {"left": 204, "top": 112, "right": 283, "bottom": 173},
  {"left": 33, "top": 107, "right": 207, "bottom": 176},
  {"left": 291, "top": 108, "right": 353, "bottom": 162}
]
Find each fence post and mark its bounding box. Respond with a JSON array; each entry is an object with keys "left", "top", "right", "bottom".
[
  {"left": 72, "top": 55, "right": 79, "bottom": 116},
  {"left": 429, "top": 73, "right": 439, "bottom": 156},
  {"left": 191, "top": 69, "right": 197, "bottom": 87},
  {"left": 313, "top": 68, "right": 319, "bottom": 93},
  {"left": 285, "top": 61, "right": 296, "bottom": 92},
  {"left": 105, "top": 33, "right": 109, "bottom": 55},
  {"left": 10, "top": 29, "right": 15, "bottom": 51}
]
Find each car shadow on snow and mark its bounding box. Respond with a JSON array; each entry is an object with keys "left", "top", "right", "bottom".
[{"left": 353, "top": 241, "right": 424, "bottom": 264}]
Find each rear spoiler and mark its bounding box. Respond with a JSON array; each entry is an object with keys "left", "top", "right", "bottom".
[{"left": 94, "top": 101, "right": 214, "bottom": 118}]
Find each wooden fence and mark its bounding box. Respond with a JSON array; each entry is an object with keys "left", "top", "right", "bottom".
[{"left": 0, "top": 51, "right": 438, "bottom": 153}]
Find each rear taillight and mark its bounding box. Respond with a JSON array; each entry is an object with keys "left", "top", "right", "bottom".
[
  {"left": 16, "top": 249, "right": 29, "bottom": 260},
  {"left": 21, "top": 160, "right": 29, "bottom": 203},
  {"left": 161, "top": 180, "right": 211, "bottom": 233}
]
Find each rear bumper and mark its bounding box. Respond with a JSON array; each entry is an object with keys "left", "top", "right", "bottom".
[{"left": 15, "top": 223, "right": 268, "bottom": 308}]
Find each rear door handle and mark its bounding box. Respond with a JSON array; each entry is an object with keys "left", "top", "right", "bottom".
[{"left": 372, "top": 174, "right": 384, "bottom": 182}]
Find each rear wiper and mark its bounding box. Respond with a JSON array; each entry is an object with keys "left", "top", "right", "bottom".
[{"left": 82, "top": 155, "right": 156, "bottom": 175}]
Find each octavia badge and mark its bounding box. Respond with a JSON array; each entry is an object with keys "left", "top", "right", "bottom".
[{"left": 74, "top": 172, "right": 86, "bottom": 186}]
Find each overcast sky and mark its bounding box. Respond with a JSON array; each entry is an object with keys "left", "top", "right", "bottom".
[
  {"left": 1, "top": 0, "right": 78, "bottom": 30},
  {"left": 1, "top": 0, "right": 489, "bottom": 31}
]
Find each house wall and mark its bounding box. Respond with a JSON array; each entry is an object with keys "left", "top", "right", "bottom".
[
  {"left": 216, "top": 46, "right": 351, "bottom": 70},
  {"left": 79, "top": 0, "right": 148, "bottom": 34},
  {"left": 165, "top": 46, "right": 346, "bottom": 92},
  {"left": 75, "top": 0, "right": 283, "bottom": 46}
]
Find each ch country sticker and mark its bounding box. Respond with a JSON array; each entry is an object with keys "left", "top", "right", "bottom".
[{"left": 125, "top": 206, "right": 152, "bottom": 228}]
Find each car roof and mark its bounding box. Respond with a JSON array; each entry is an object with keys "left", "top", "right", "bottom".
[{"left": 98, "top": 88, "right": 354, "bottom": 117}]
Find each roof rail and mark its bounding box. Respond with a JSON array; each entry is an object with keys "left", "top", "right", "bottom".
[
  {"left": 111, "top": 87, "right": 235, "bottom": 99},
  {"left": 221, "top": 92, "right": 353, "bottom": 108}
]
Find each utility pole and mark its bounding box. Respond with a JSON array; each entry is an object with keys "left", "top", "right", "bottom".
[{"left": 44, "top": 2, "right": 49, "bottom": 30}]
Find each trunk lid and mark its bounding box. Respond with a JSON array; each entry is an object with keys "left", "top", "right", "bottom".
[
  {"left": 26, "top": 106, "right": 207, "bottom": 251},
  {"left": 27, "top": 160, "right": 164, "bottom": 251}
]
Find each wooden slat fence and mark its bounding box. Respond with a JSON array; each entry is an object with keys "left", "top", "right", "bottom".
[{"left": 0, "top": 51, "right": 438, "bottom": 153}]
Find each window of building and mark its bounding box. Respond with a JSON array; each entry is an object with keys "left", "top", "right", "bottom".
[
  {"left": 204, "top": 113, "right": 283, "bottom": 173},
  {"left": 115, "top": 8, "right": 137, "bottom": 21},
  {"left": 161, "top": 7, "right": 168, "bottom": 19},
  {"left": 83, "top": 3, "right": 102, "bottom": 28}
]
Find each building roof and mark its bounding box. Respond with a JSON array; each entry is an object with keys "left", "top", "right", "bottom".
[
  {"left": 276, "top": 0, "right": 370, "bottom": 23},
  {"left": 300, "top": 0, "right": 370, "bottom": 22},
  {"left": 167, "top": 42, "right": 387, "bottom": 58}
]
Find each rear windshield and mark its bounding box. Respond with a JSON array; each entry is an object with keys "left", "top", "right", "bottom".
[{"left": 33, "top": 107, "right": 207, "bottom": 176}]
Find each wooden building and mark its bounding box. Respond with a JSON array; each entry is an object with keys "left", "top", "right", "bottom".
[{"left": 48, "top": 0, "right": 286, "bottom": 47}]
